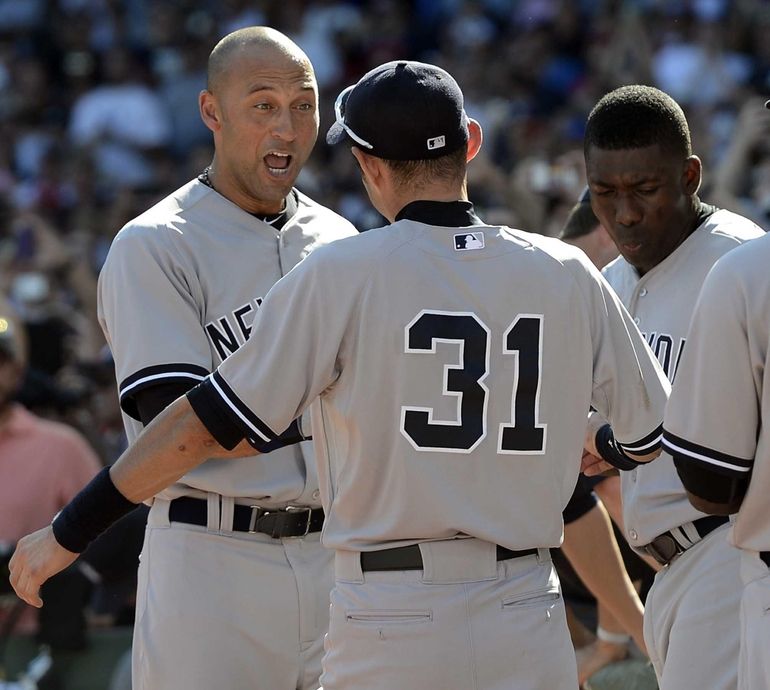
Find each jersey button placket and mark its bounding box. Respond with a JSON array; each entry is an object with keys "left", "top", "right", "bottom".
[{"left": 632, "top": 287, "right": 643, "bottom": 325}]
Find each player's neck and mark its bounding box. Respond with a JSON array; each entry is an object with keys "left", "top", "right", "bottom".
[
  {"left": 202, "top": 164, "right": 287, "bottom": 216},
  {"left": 386, "top": 181, "right": 469, "bottom": 223}
]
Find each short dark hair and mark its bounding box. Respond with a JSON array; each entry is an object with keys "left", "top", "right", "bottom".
[
  {"left": 560, "top": 201, "right": 600, "bottom": 240},
  {"left": 584, "top": 85, "right": 692, "bottom": 161},
  {"left": 383, "top": 146, "right": 468, "bottom": 191}
]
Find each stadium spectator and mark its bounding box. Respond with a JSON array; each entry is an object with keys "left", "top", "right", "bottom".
[{"left": 0, "top": 315, "right": 100, "bottom": 645}]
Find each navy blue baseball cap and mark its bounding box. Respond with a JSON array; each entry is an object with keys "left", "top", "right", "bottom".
[{"left": 326, "top": 60, "right": 470, "bottom": 160}]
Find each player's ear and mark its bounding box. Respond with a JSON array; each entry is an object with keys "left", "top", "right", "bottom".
[
  {"left": 682, "top": 155, "right": 702, "bottom": 196},
  {"left": 466, "top": 119, "right": 483, "bottom": 162},
  {"left": 351, "top": 147, "right": 381, "bottom": 185},
  {"left": 199, "top": 90, "right": 222, "bottom": 133}
]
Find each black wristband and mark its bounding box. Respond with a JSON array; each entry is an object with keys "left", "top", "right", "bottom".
[
  {"left": 595, "top": 424, "right": 642, "bottom": 471},
  {"left": 52, "top": 467, "right": 138, "bottom": 553}
]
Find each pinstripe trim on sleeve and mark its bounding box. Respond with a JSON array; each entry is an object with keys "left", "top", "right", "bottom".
[
  {"left": 208, "top": 370, "right": 277, "bottom": 444},
  {"left": 118, "top": 364, "right": 210, "bottom": 419},
  {"left": 662, "top": 429, "right": 753, "bottom": 475},
  {"left": 617, "top": 424, "right": 663, "bottom": 455}
]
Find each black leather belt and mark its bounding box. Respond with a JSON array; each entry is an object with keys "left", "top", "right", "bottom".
[
  {"left": 760, "top": 552, "right": 770, "bottom": 568},
  {"left": 643, "top": 515, "right": 729, "bottom": 567},
  {"left": 360, "top": 544, "right": 539, "bottom": 572},
  {"left": 168, "top": 496, "right": 323, "bottom": 538}
]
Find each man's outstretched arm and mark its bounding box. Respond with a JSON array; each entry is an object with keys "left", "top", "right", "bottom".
[{"left": 9, "top": 395, "right": 241, "bottom": 607}]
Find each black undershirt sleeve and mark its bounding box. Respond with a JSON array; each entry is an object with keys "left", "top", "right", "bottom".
[
  {"left": 135, "top": 380, "right": 197, "bottom": 426},
  {"left": 672, "top": 454, "right": 749, "bottom": 509}
]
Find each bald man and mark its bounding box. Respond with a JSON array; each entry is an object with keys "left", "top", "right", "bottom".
[{"left": 45, "top": 28, "right": 355, "bottom": 690}]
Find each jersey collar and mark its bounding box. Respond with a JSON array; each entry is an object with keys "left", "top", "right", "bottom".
[
  {"left": 197, "top": 170, "right": 299, "bottom": 230},
  {"left": 394, "top": 200, "right": 484, "bottom": 227},
  {"left": 251, "top": 189, "right": 299, "bottom": 230}
]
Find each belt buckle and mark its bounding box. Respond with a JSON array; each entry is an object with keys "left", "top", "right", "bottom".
[
  {"left": 248, "top": 505, "right": 269, "bottom": 534},
  {"left": 645, "top": 534, "right": 680, "bottom": 566},
  {"left": 286, "top": 506, "right": 312, "bottom": 537}
]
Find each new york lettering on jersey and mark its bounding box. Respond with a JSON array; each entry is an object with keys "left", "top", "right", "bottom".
[
  {"left": 641, "top": 331, "right": 686, "bottom": 381},
  {"left": 205, "top": 297, "right": 263, "bottom": 361}
]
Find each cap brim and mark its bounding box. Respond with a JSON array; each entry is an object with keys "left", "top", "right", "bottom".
[
  {"left": 326, "top": 86, "right": 353, "bottom": 146},
  {"left": 326, "top": 120, "right": 349, "bottom": 146}
]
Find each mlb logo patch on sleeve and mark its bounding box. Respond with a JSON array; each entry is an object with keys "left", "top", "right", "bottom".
[{"left": 454, "top": 232, "right": 485, "bottom": 251}]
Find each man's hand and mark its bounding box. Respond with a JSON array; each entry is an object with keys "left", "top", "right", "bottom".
[
  {"left": 581, "top": 449, "right": 615, "bottom": 477},
  {"left": 8, "top": 526, "right": 78, "bottom": 607},
  {"left": 582, "top": 412, "right": 616, "bottom": 476}
]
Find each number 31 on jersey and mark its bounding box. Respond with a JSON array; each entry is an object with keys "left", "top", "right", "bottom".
[{"left": 400, "top": 310, "right": 547, "bottom": 454}]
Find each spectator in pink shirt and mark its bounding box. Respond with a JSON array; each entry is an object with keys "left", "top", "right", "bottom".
[{"left": 0, "top": 314, "right": 100, "bottom": 640}]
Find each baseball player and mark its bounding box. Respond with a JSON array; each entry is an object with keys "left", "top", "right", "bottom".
[
  {"left": 15, "top": 27, "right": 355, "bottom": 690},
  {"left": 10, "top": 61, "right": 669, "bottom": 690},
  {"left": 662, "top": 229, "right": 770, "bottom": 690},
  {"left": 582, "top": 85, "right": 764, "bottom": 690},
  {"left": 558, "top": 194, "right": 649, "bottom": 685}
]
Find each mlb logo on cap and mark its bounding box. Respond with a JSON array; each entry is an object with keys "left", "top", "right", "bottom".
[
  {"left": 454, "top": 232, "right": 485, "bottom": 251},
  {"left": 427, "top": 136, "right": 446, "bottom": 151},
  {"left": 326, "top": 61, "right": 470, "bottom": 161}
]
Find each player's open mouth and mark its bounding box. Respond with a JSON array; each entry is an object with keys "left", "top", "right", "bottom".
[
  {"left": 265, "top": 152, "right": 292, "bottom": 176},
  {"left": 622, "top": 241, "right": 643, "bottom": 253}
]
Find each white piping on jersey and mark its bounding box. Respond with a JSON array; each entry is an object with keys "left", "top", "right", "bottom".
[
  {"left": 620, "top": 430, "right": 663, "bottom": 453},
  {"left": 120, "top": 371, "right": 206, "bottom": 396},
  {"left": 662, "top": 437, "right": 752, "bottom": 473},
  {"left": 264, "top": 213, "right": 286, "bottom": 226},
  {"left": 208, "top": 375, "right": 272, "bottom": 443}
]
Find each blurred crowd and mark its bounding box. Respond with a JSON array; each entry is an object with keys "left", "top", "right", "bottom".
[
  {"left": 1, "top": 0, "right": 770, "bottom": 445},
  {"left": 1, "top": 0, "right": 770, "bottom": 682}
]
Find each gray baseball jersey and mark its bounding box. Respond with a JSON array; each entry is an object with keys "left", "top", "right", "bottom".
[
  {"left": 200, "top": 211, "right": 669, "bottom": 553},
  {"left": 662, "top": 229, "right": 770, "bottom": 690},
  {"left": 663, "top": 231, "right": 770, "bottom": 553},
  {"left": 602, "top": 209, "right": 763, "bottom": 546},
  {"left": 98, "top": 178, "right": 356, "bottom": 506}
]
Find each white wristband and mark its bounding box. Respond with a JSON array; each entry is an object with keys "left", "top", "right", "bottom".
[{"left": 596, "top": 626, "right": 631, "bottom": 646}]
